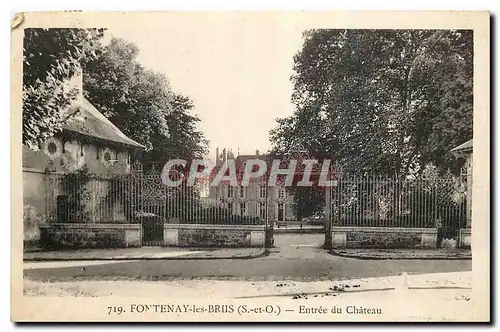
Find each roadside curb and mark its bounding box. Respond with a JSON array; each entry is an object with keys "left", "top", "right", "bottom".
[
  {"left": 23, "top": 249, "right": 269, "bottom": 262},
  {"left": 330, "top": 250, "right": 472, "bottom": 260}
]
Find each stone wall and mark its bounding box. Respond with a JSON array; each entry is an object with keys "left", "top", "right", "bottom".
[
  {"left": 331, "top": 227, "right": 438, "bottom": 249},
  {"left": 459, "top": 228, "right": 471, "bottom": 248},
  {"left": 40, "top": 223, "right": 141, "bottom": 249},
  {"left": 23, "top": 137, "right": 133, "bottom": 243},
  {"left": 23, "top": 170, "right": 47, "bottom": 228},
  {"left": 164, "top": 224, "right": 265, "bottom": 247}
]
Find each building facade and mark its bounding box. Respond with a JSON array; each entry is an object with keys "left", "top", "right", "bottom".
[
  {"left": 23, "top": 95, "right": 144, "bottom": 244},
  {"left": 451, "top": 139, "right": 473, "bottom": 228},
  {"left": 207, "top": 148, "right": 297, "bottom": 222}
]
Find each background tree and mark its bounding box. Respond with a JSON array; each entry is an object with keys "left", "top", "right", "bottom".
[
  {"left": 22, "top": 28, "right": 105, "bottom": 150},
  {"left": 270, "top": 29, "right": 472, "bottom": 219},
  {"left": 270, "top": 29, "right": 473, "bottom": 177},
  {"left": 83, "top": 37, "right": 208, "bottom": 166},
  {"left": 143, "top": 94, "right": 209, "bottom": 164},
  {"left": 292, "top": 187, "right": 325, "bottom": 221},
  {"left": 83, "top": 38, "right": 171, "bottom": 152}
]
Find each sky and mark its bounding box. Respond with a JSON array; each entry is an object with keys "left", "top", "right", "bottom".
[{"left": 108, "top": 15, "right": 305, "bottom": 162}]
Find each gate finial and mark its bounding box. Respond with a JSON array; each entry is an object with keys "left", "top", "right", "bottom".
[{"left": 131, "top": 161, "right": 144, "bottom": 174}]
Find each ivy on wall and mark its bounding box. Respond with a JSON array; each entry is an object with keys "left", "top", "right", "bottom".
[{"left": 60, "top": 165, "right": 94, "bottom": 223}]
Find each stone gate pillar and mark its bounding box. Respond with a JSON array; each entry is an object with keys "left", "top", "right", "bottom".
[
  {"left": 324, "top": 185, "right": 332, "bottom": 249},
  {"left": 466, "top": 154, "right": 473, "bottom": 228}
]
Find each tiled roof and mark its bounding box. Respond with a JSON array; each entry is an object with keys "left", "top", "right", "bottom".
[
  {"left": 451, "top": 139, "right": 473, "bottom": 153},
  {"left": 62, "top": 97, "right": 145, "bottom": 149}
]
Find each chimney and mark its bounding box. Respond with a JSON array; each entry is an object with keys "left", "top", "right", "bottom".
[
  {"left": 223, "top": 148, "right": 227, "bottom": 162},
  {"left": 216, "top": 147, "right": 220, "bottom": 165},
  {"left": 62, "top": 65, "right": 84, "bottom": 120},
  {"left": 237, "top": 148, "right": 240, "bottom": 156},
  {"left": 66, "top": 65, "right": 83, "bottom": 103},
  {"left": 256, "top": 149, "right": 259, "bottom": 156}
]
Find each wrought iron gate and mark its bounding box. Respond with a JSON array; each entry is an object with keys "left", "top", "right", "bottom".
[
  {"left": 328, "top": 171, "right": 469, "bottom": 241},
  {"left": 130, "top": 162, "right": 270, "bottom": 246},
  {"left": 130, "top": 163, "right": 168, "bottom": 246}
]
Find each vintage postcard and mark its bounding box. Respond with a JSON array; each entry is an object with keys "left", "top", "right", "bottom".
[{"left": 11, "top": 11, "right": 490, "bottom": 322}]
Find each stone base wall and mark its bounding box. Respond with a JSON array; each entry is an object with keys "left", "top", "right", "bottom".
[
  {"left": 331, "top": 227, "right": 437, "bottom": 249},
  {"left": 164, "top": 224, "right": 265, "bottom": 247},
  {"left": 459, "top": 228, "right": 471, "bottom": 248},
  {"left": 40, "top": 223, "right": 141, "bottom": 249},
  {"left": 23, "top": 239, "right": 42, "bottom": 252}
]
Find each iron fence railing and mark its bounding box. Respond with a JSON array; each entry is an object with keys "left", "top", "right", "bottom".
[
  {"left": 44, "top": 163, "right": 471, "bottom": 241},
  {"left": 44, "top": 172, "right": 269, "bottom": 226},
  {"left": 330, "top": 173, "right": 469, "bottom": 237}
]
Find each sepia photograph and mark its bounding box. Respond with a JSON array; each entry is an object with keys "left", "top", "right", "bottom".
[{"left": 11, "top": 11, "right": 490, "bottom": 322}]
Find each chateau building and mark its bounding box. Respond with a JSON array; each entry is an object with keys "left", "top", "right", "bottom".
[{"left": 207, "top": 148, "right": 297, "bottom": 222}]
